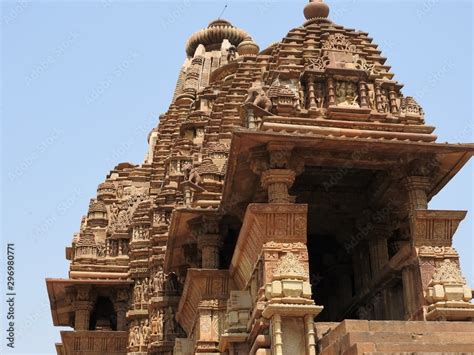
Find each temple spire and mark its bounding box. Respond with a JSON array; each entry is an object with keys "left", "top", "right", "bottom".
[{"left": 304, "top": 0, "right": 330, "bottom": 20}]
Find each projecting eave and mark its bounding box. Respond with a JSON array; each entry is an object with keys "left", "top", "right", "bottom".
[
  {"left": 221, "top": 129, "right": 474, "bottom": 212},
  {"left": 164, "top": 207, "right": 219, "bottom": 274},
  {"left": 46, "top": 278, "right": 133, "bottom": 327}
]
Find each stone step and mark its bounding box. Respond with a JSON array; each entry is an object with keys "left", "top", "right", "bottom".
[
  {"left": 343, "top": 331, "right": 474, "bottom": 345},
  {"left": 374, "top": 342, "right": 474, "bottom": 353},
  {"left": 319, "top": 320, "right": 474, "bottom": 355},
  {"left": 367, "top": 352, "right": 470, "bottom": 355},
  {"left": 320, "top": 320, "right": 474, "bottom": 348}
]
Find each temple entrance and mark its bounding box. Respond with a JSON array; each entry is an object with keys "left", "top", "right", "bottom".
[
  {"left": 292, "top": 166, "right": 408, "bottom": 321},
  {"left": 89, "top": 297, "right": 117, "bottom": 331}
]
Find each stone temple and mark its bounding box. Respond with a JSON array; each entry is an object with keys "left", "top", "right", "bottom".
[{"left": 46, "top": 1, "right": 474, "bottom": 354}]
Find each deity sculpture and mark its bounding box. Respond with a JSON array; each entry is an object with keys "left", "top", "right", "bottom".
[
  {"left": 245, "top": 80, "right": 272, "bottom": 111},
  {"left": 153, "top": 270, "right": 164, "bottom": 294},
  {"left": 336, "top": 82, "right": 359, "bottom": 107},
  {"left": 142, "top": 319, "right": 151, "bottom": 345},
  {"left": 134, "top": 280, "right": 142, "bottom": 307},
  {"left": 315, "top": 83, "right": 325, "bottom": 109},
  {"left": 380, "top": 89, "right": 390, "bottom": 113},
  {"left": 368, "top": 86, "right": 376, "bottom": 109},
  {"left": 143, "top": 278, "right": 149, "bottom": 302}
]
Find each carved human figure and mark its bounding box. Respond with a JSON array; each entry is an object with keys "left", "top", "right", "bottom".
[
  {"left": 153, "top": 270, "right": 164, "bottom": 294},
  {"left": 227, "top": 45, "right": 237, "bottom": 62},
  {"left": 380, "top": 89, "right": 389, "bottom": 113},
  {"left": 182, "top": 162, "right": 192, "bottom": 180},
  {"left": 315, "top": 83, "right": 325, "bottom": 109},
  {"left": 368, "top": 86, "right": 376, "bottom": 109},
  {"left": 142, "top": 319, "right": 150, "bottom": 345},
  {"left": 186, "top": 163, "right": 201, "bottom": 185},
  {"left": 121, "top": 240, "right": 129, "bottom": 255},
  {"left": 142, "top": 278, "right": 149, "bottom": 302},
  {"left": 245, "top": 80, "right": 272, "bottom": 111},
  {"left": 129, "top": 324, "right": 140, "bottom": 347},
  {"left": 96, "top": 243, "right": 106, "bottom": 257},
  {"left": 335, "top": 82, "right": 346, "bottom": 105},
  {"left": 134, "top": 280, "right": 142, "bottom": 307}
]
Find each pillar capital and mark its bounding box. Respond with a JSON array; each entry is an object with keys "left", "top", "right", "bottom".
[
  {"left": 197, "top": 234, "right": 223, "bottom": 269},
  {"left": 261, "top": 169, "right": 296, "bottom": 203}
]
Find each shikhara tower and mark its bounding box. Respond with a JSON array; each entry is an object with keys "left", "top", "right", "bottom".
[{"left": 47, "top": 1, "right": 474, "bottom": 354}]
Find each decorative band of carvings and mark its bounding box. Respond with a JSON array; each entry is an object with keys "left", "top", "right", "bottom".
[
  {"left": 230, "top": 204, "right": 308, "bottom": 290},
  {"left": 411, "top": 210, "right": 466, "bottom": 247}
]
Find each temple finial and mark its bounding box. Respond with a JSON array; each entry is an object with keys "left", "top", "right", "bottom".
[{"left": 304, "top": 0, "right": 330, "bottom": 20}]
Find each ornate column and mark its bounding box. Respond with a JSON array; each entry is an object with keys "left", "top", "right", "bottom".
[
  {"left": 198, "top": 234, "right": 223, "bottom": 269},
  {"left": 402, "top": 158, "right": 474, "bottom": 321},
  {"left": 389, "top": 89, "right": 398, "bottom": 114},
  {"left": 375, "top": 82, "right": 383, "bottom": 112},
  {"left": 194, "top": 215, "right": 222, "bottom": 269},
  {"left": 272, "top": 314, "right": 283, "bottom": 355},
  {"left": 359, "top": 80, "right": 369, "bottom": 109},
  {"left": 307, "top": 77, "right": 317, "bottom": 110},
  {"left": 327, "top": 76, "right": 336, "bottom": 106},
  {"left": 114, "top": 288, "right": 129, "bottom": 331},
  {"left": 73, "top": 286, "right": 94, "bottom": 331},
  {"left": 404, "top": 176, "right": 430, "bottom": 212},
  {"left": 250, "top": 142, "right": 304, "bottom": 204},
  {"left": 369, "top": 223, "right": 390, "bottom": 274},
  {"left": 261, "top": 169, "right": 296, "bottom": 204}
]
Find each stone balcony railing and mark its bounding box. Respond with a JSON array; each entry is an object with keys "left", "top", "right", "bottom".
[{"left": 59, "top": 331, "right": 127, "bottom": 355}]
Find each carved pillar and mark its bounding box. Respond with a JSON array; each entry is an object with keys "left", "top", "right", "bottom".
[
  {"left": 114, "top": 288, "right": 129, "bottom": 331},
  {"left": 272, "top": 314, "right": 283, "bottom": 355},
  {"left": 401, "top": 263, "right": 423, "bottom": 320},
  {"left": 74, "top": 286, "right": 94, "bottom": 330},
  {"left": 261, "top": 169, "right": 296, "bottom": 204},
  {"left": 305, "top": 314, "right": 317, "bottom": 355},
  {"left": 369, "top": 224, "right": 390, "bottom": 274},
  {"left": 404, "top": 176, "right": 431, "bottom": 212},
  {"left": 375, "top": 82, "right": 383, "bottom": 112},
  {"left": 359, "top": 80, "right": 369, "bottom": 108},
  {"left": 307, "top": 77, "right": 317, "bottom": 110},
  {"left": 114, "top": 302, "right": 128, "bottom": 331},
  {"left": 198, "top": 234, "right": 222, "bottom": 269},
  {"left": 389, "top": 89, "right": 398, "bottom": 114},
  {"left": 195, "top": 299, "right": 226, "bottom": 353},
  {"left": 327, "top": 76, "right": 336, "bottom": 106}
]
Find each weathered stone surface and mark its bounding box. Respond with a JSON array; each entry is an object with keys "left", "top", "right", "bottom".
[{"left": 46, "top": 0, "right": 474, "bottom": 354}]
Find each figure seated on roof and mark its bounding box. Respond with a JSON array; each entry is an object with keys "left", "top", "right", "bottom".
[
  {"left": 245, "top": 80, "right": 272, "bottom": 112},
  {"left": 183, "top": 162, "right": 202, "bottom": 185},
  {"left": 227, "top": 45, "right": 237, "bottom": 62}
]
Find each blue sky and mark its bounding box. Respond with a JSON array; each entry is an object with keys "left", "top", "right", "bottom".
[{"left": 1, "top": 0, "right": 473, "bottom": 353}]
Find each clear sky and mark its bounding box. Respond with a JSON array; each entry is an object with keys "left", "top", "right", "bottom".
[{"left": 1, "top": 0, "right": 473, "bottom": 354}]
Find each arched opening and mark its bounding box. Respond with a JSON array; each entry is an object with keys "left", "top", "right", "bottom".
[{"left": 89, "top": 297, "right": 117, "bottom": 331}]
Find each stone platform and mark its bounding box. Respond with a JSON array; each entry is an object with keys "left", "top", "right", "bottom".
[{"left": 317, "top": 320, "right": 474, "bottom": 355}]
